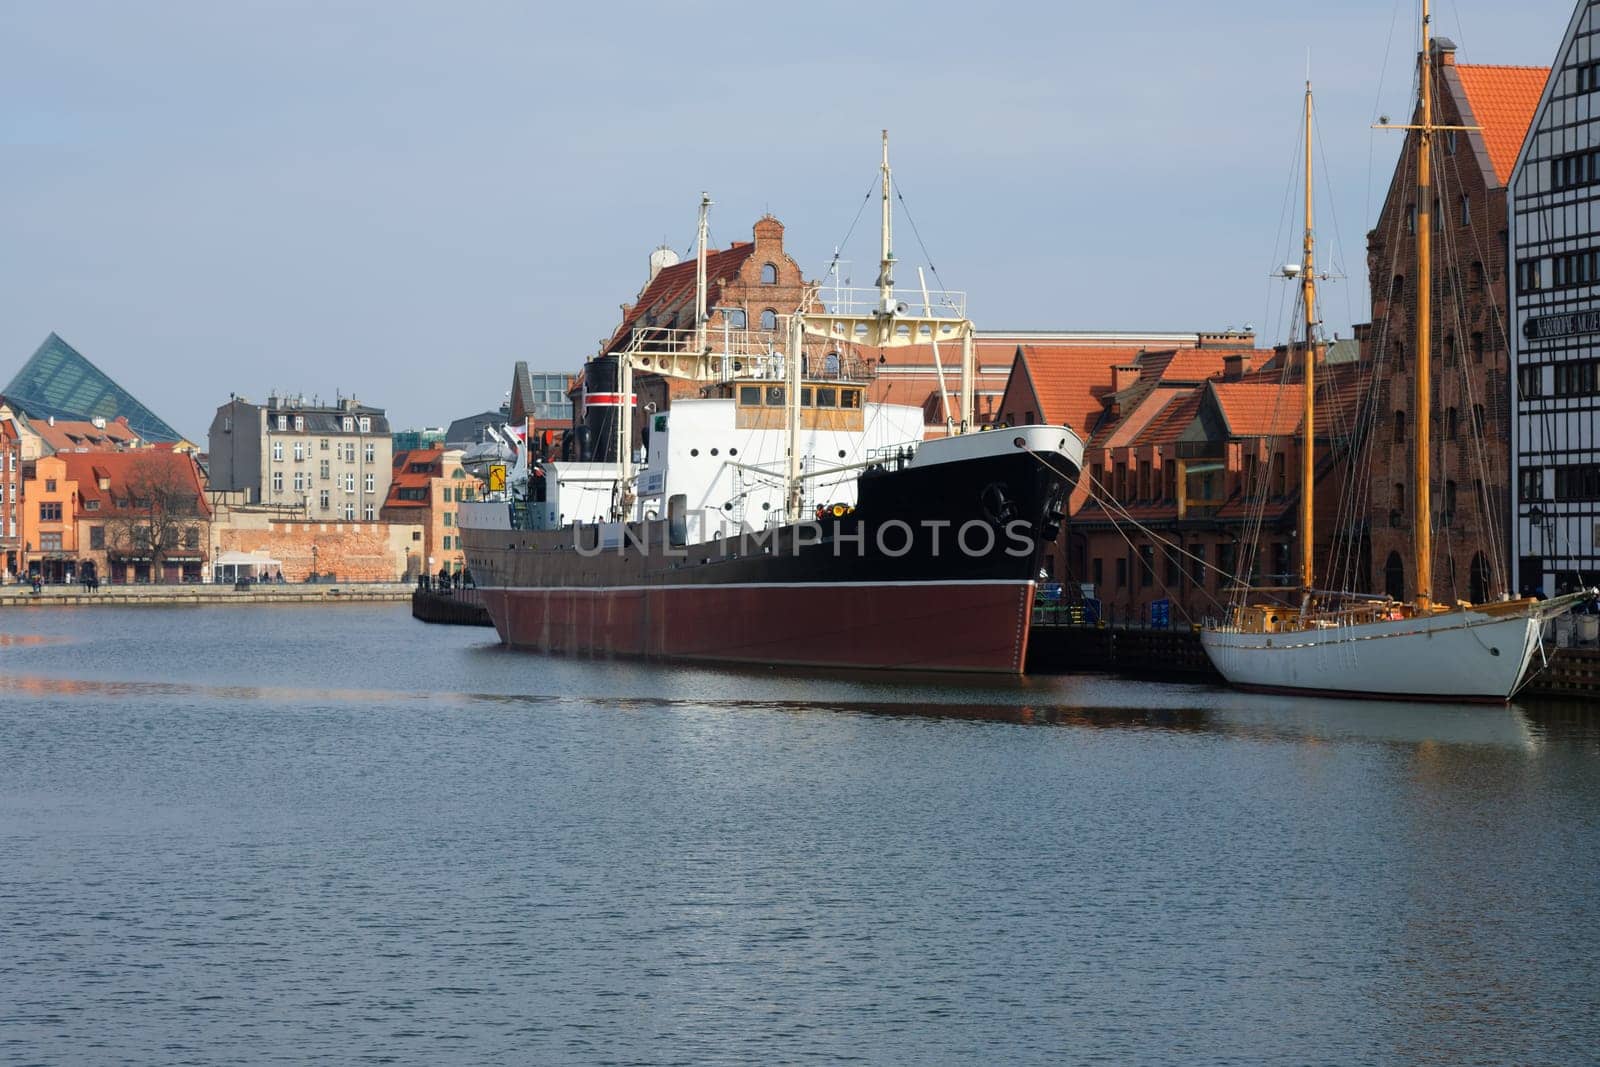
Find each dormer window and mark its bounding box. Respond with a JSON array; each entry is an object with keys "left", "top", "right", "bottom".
[
  {"left": 294, "top": 415, "right": 304, "bottom": 431},
  {"left": 277, "top": 414, "right": 288, "bottom": 431},
  {"left": 342, "top": 416, "right": 354, "bottom": 432},
  {"left": 359, "top": 416, "right": 371, "bottom": 433}
]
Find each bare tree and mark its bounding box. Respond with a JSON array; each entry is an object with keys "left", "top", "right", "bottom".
[{"left": 104, "top": 454, "right": 208, "bottom": 582}]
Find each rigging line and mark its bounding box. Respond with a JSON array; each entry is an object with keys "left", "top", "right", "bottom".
[
  {"left": 1312, "top": 102, "right": 1357, "bottom": 330},
  {"left": 891, "top": 177, "right": 947, "bottom": 292},
  {"left": 1367, "top": 0, "right": 1408, "bottom": 226},
  {"left": 827, "top": 179, "right": 880, "bottom": 282}
]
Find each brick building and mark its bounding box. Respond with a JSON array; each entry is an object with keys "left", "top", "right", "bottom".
[
  {"left": 380, "top": 446, "right": 484, "bottom": 579},
  {"left": 573, "top": 215, "right": 818, "bottom": 462},
  {"left": 1061, "top": 349, "right": 1368, "bottom": 623},
  {"left": 1362, "top": 43, "right": 1546, "bottom": 604}
]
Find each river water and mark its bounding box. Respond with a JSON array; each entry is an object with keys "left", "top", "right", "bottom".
[{"left": 1, "top": 604, "right": 1597, "bottom": 1065}]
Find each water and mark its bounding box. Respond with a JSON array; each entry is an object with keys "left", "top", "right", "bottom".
[{"left": 2, "top": 605, "right": 1598, "bottom": 1065}]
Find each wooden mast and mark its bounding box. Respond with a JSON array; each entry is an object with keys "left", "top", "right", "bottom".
[
  {"left": 1413, "top": 0, "right": 1435, "bottom": 609},
  {"left": 1300, "top": 80, "right": 1318, "bottom": 596}
]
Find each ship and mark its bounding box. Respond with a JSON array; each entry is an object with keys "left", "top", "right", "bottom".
[
  {"left": 458, "top": 135, "right": 1083, "bottom": 673},
  {"left": 1199, "top": 26, "right": 1589, "bottom": 702}
]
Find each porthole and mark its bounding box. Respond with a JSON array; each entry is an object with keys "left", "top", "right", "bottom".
[
  {"left": 710, "top": 448, "right": 719, "bottom": 456},
  {"left": 690, "top": 448, "right": 699, "bottom": 457},
  {"left": 729, "top": 447, "right": 739, "bottom": 456},
  {"left": 838, "top": 450, "right": 846, "bottom": 458}
]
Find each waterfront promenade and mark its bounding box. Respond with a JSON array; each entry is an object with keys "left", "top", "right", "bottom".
[{"left": 0, "top": 581, "right": 410, "bottom": 608}]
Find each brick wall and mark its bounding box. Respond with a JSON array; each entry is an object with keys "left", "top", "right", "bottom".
[{"left": 217, "top": 520, "right": 421, "bottom": 582}]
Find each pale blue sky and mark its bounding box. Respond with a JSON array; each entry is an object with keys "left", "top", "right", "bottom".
[{"left": 0, "top": 0, "right": 1576, "bottom": 439}]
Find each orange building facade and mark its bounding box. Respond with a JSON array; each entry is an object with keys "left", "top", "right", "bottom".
[{"left": 381, "top": 446, "right": 484, "bottom": 579}]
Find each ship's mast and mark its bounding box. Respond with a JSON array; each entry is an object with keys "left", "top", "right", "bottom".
[
  {"left": 695, "top": 192, "right": 710, "bottom": 354},
  {"left": 877, "top": 129, "right": 894, "bottom": 312},
  {"left": 1300, "top": 80, "right": 1318, "bottom": 596},
  {"left": 1413, "top": 0, "right": 1434, "bottom": 609}
]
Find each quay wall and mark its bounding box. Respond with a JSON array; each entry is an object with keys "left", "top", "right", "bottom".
[{"left": 0, "top": 582, "right": 410, "bottom": 608}]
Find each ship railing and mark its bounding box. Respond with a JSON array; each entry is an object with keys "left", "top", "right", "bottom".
[
  {"left": 865, "top": 440, "right": 920, "bottom": 472},
  {"left": 618, "top": 325, "right": 877, "bottom": 384},
  {"left": 814, "top": 286, "right": 967, "bottom": 321}
]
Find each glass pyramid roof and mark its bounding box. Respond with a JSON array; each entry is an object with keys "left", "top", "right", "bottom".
[{"left": 4, "top": 333, "right": 183, "bottom": 443}]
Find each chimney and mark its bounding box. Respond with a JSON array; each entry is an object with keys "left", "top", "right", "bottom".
[
  {"left": 1223, "top": 352, "right": 1253, "bottom": 381},
  {"left": 48, "top": 415, "right": 55, "bottom": 426},
  {"left": 1432, "top": 37, "right": 1457, "bottom": 67},
  {"left": 1111, "top": 363, "right": 1140, "bottom": 393}
]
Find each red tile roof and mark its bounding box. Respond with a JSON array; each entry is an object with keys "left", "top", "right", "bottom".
[
  {"left": 1015, "top": 344, "right": 1156, "bottom": 436},
  {"left": 56, "top": 449, "right": 209, "bottom": 517},
  {"left": 384, "top": 447, "right": 444, "bottom": 508},
  {"left": 34, "top": 416, "right": 140, "bottom": 453},
  {"left": 1455, "top": 64, "right": 1550, "bottom": 186},
  {"left": 1209, "top": 380, "right": 1304, "bottom": 438}
]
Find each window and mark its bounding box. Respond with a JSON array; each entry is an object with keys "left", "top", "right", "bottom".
[
  {"left": 320, "top": 459, "right": 330, "bottom": 480},
  {"left": 1518, "top": 258, "right": 1546, "bottom": 291},
  {"left": 1138, "top": 544, "right": 1154, "bottom": 588},
  {"left": 294, "top": 415, "right": 304, "bottom": 431},
  {"left": 1394, "top": 410, "right": 1407, "bottom": 444},
  {"left": 765, "top": 386, "right": 785, "bottom": 406},
  {"left": 1190, "top": 544, "right": 1206, "bottom": 587},
  {"left": 272, "top": 471, "right": 284, "bottom": 493},
  {"left": 1115, "top": 556, "right": 1128, "bottom": 589},
  {"left": 840, "top": 389, "right": 861, "bottom": 409},
  {"left": 39, "top": 501, "right": 62, "bottom": 522},
  {"left": 1445, "top": 407, "right": 1458, "bottom": 440},
  {"left": 45, "top": 478, "right": 56, "bottom": 492},
  {"left": 1471, "top": 331, "right": 1485, "bottom": 364},
  {"left": 1554, "top": 359, "right": 1600, "bottom": 395},
  {"left": 816, "top": 387, "right": 837, "bottom": 408},
  {"left": 319, "top": 490, "right": 330, "bottom": 511},
  {"left": 344, "top": 443, "right": 356, "bottom": 462},
  {"left": 1555, "top": 464, "right": 1600, "bottom": 500},
  {"left": 1115, "top": 462, "right": 1127, "bottom": 502},
  {"left": 363, "top": 505, "right": 375, "bottom": 522},
  {"left": 1218, "top": 540, "right": 1237, "bottom": 579},
  {"left": 759, "top": 309, "right": 778, "bottom": 331},
  {"left": 364, "top": 442, "right": 375, "bottom": 464},
  {"left": 1578, "top": 62, "right": 1600, "bottom": 93},
  {"left": 40, "top": 532, "right": 61, "bottom": 552},
  {"left": 344, "top": 473, "right": 356, "bottom": 493},
  {"left": 1443, "top": 334, "right": 1456, "bottom": 365},
  {"left": 342, "top": 416, "right": 354, "bottom": 432},
  {"left": 364, "top": 473, "right": 375, "bottom": 493},
  {"left": 321, "top": 438, "right": 329, "bottom": 451},
  {"left": 1138, "top": 461, "right": 1151, "bottom": 500},
  {"left": 344, "top": 503, "right": 356, "bottom": 520},
  {"left": 293, "top": 441, "right": 305, "bottom": 461},
  {"left": 1520, "top": 467, "right": 1544, "bottom": 501},
  {"left": 277, "top": 414, "right": 288, "bottom": 431},
  {"left": 1091, "top": 558, "right": 1103, "bottom": 588},
  {"left": 89, "top": 525, "right": 104, "bottom": 549},
  {"left": 739, "top": 385, "right": 761, "bottom": 405},
  {"left": 272, "top": 441, "right": 283, "bottom": 462},
  {"left": 1443, "top": 480, "right": 1458, "bottom": 526},
  {"left": 1471, "top": 261, "right": 1485, "bottom": 290},
  {"left": 1271, "top": 452, "right": 1286, "bottom": 497},
  {"left": 1445, "top": 130, "right": 1457, "bottom": 154},
  {"left": 444, "top": 512, "right": 453, "bottom": 527},
  {"left": 442, "top": 535, "right": 452, "bottom": 550},
  {"left": 293, "top": 472, "right": 305, "bottom": 492},
  {"left": 1519, "top": 364, "right": 1543, "bottom": 398},
  {"left": 1406, "top": 203, "right": 1416, "bottom": 234},
  {"left": 726, "top": 309, "right": 747, "bottom": 329},
  {"left": 359, "top": 417, "right": 371, "bottom": 433},
  {"left": 760, "top": 263, "right": 778, "bottom": 284},
  {"left": 1165, "top": 547, "right": 1181, "bottom": 586}
]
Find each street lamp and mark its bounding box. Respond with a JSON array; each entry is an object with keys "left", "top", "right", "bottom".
[{"left": 311, "top": 543, "right": 319, "bottom": 583}]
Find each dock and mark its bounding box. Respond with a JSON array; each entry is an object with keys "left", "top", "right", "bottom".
[{"left": 411, "top": 586, "right": 493, "bottom": 627}]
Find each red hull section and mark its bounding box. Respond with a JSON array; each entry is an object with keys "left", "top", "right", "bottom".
[{"left": 481, "top": 581, "right": 1036, "bottom": 674}]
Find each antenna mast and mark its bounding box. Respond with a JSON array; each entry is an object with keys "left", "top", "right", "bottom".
[
  {"left": 877, "top": 130, "right": 894, "bottom": 313},
  {"left": 695, "top": 192, "right": 711, "bottom": 354}
]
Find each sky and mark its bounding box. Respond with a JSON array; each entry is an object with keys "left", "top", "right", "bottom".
[{"left": 0, "top": 0, "right": 1578, "bottom": 441}]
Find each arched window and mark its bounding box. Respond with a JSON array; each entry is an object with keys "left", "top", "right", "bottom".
[
  {"left": 1384, "top": 551, "right": 1406, "bottom": 601},
  {"left": 1444, "top": 479, "right": 1458, "bottom": 525},
  {"left": 1470, "top": 551, "right": 1490, "bottom": 604},
  {"left": 760, "top": 263, "right": 778, "bottom": 285},
  {"left": 1391, "top": 275, "right": 1405, "bottom": 300},
  {"left": 1445, "top": 407, "right": 1458, "bottom": 440},
  {"left": 1390, "top": 481, "right": 1405, "bottom": 527},
  {"left": 1444, "top": 334, "right": 1456, "bottom": 364},
  {"left": 824, "top": 351, "right": 841, "bottom": 377},
  {"left": 759, "top": 309, "right": 777, "bottom": 331},
  {"left": 1394, "top": 410, "right": 1407, "bottom": 443},
  {"left": 726, "top": 308, "right": 747, "bottom": 329}
]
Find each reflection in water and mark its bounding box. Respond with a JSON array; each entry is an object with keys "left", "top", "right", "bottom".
[{"left": 2, "top": 605, "right": 1599, "bottom": 1064}]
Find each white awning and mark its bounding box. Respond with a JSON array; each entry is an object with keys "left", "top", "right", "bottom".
[{"left": 215, "top": 551, "right": 281, "bottom": 567}]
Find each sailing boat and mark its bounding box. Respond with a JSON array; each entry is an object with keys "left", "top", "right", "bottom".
[{"left": 1200, "top": 12, "right": 1587, "bottom": 702}]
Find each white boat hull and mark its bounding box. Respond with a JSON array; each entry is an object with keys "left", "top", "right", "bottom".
[{"left": 1200, "top": 608, "right": 1547, "bottom": 702}]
